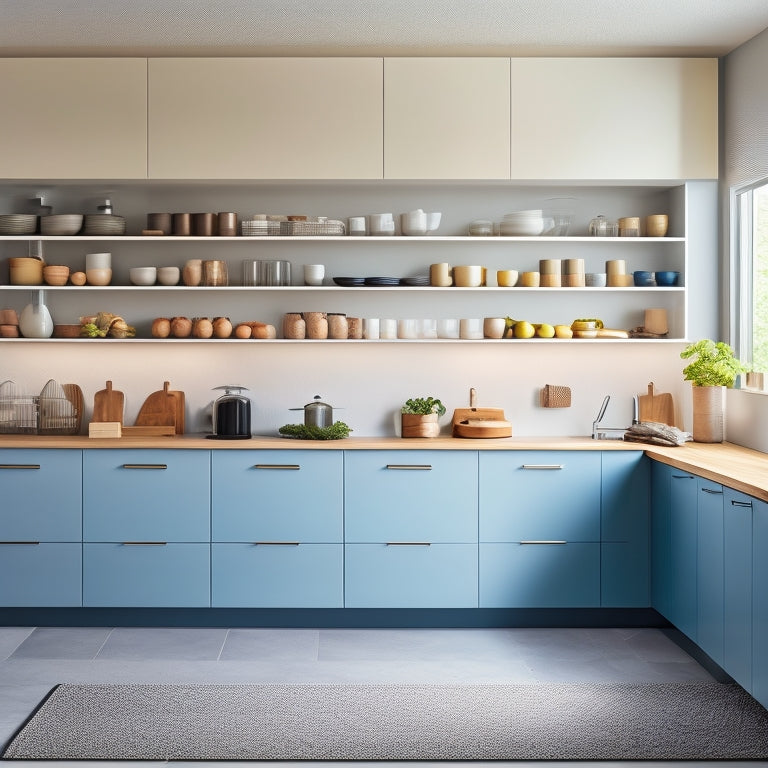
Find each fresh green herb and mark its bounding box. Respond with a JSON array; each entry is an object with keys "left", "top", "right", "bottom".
[
  {"left": 680, "top": 339, "right": 747, "bottom": 387},
  {"left": 401, "top": 397, "right": 446, "bottom": 416},
  {"left": 278, "top": 421, "right": 352, "bottom": 440},
  {"left": 79, "top": 322, "right": 106, "bottom": 338}
]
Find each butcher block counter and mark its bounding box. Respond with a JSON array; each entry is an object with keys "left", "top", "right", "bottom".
[{"left": 1, "top": 433, "right": 767, "bottom": 500}]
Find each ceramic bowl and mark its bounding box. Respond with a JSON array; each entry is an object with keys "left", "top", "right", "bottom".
[
  {"left": 86, "top": 268, "right": 112, "bottom": 286},
  {"left": 157, "top": 266, "right": 180, "bottom": 286},
  {"left": 43, "top": 265, "right": 71, "bottom": 286},
  {"left": 130, "top": 267, "right": 157, "bottom": 286},
  {"left": 633, "top": 270, "right": 655, "bottom": 287},
  {"left": 40, "top": 214, "right": 83, "bottom": 236},
  {"left": 655, "top": 270, "right": 680, "bottom": 286}
]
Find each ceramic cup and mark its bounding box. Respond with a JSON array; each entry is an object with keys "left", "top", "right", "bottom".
[
  {"left": 363, "top": 318, "right": 380, "bottom": 340},
  {"left": 483, "top": 317, "right": 506, "bottom": 339},
  {"left": 644, "top": 308, "right": 669, "bottom": 335},
  {"left": 348, "top": 216, "right": 366, "bottom": 235},
  {"left": 430, "top": 262, "right": 453, "bottom": 287},
  {"left": 85, "top": 252, "right": 111, "bottom": 270},
  {"left": 157, "top": 266, "right": 180, "bottom": 286},
  {"left": 380, "top": 318, "right": 398, "bottom": 339},
  {"left": 437, "top": 318, "right": 460, "bottom": 339},
  {"left": 520, "top": 271, "right": 540, "bottom": 287},
  {"left": 646, "top": 214, "right": 669, "bottom": 237},
  {"left": 369, "top": 213, "right": 394, "bottom": 236},
  {"left": 401, "top": 209, "right": 427, "bottom": 236},
  {"left": 460, "top": 318, "right": 484, "bottom": 340},
  {"left": 453, "top": 265, "right": 483, "bottom": 287},
  {"left": 497, "top": 269, "right": 519, "bottom": 287},
  {"left": 86, "top": 268, "right": 112, "bottom": 286},
  {"left": 398, "top": 318, "right": 419, "bottom": 339},
  {"left": 425, "top": 211, "right": 442, "bottom": 233},
  {"left": 303, "top": 264, "right": 325, "bottom": 286}
]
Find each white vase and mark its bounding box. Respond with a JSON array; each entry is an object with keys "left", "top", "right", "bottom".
[
  {"left": 691, "top": 384, "right": 724, "bottom": 443},
  {"left": 19, "top": 290, "right": 53, "bottom": 339}
]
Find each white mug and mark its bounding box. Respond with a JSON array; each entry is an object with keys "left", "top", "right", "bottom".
[
  {"left": 348, "top": 216, "right": 366, "bottom": 235},
  {"left": 85, "top": 252, "right": 111, "bottom": 270},
  {"left": 363, "top": 318, "right": 380, "bottom": 340},
  {"left": 303, "top": 264, "right": 325, "bottom": 286},
  {"left": 380, "top": 318, "right": 397, "bottom": 339},
  {"left": 401, "top": 209, "right": 427, "bottom": 236},
  {"left": 437, "top": 318, "right": 460, "bottom": 339},
  {"left": 460, "top": 318, "right": 484, "bottom": 340},
  {"left": 369, "top": 213, "right": 394, "bottom": 235}
]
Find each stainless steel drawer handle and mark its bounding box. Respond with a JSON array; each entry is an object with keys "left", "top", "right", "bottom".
[
  {"left": 121, "top": 541, "right": 167, "bottom": 546},
  {"left": 0, "top": 540, "right": 40, "bottom": 545},
  {"left": 701, "top": 487, "right": 723, "bottom": 495},
  {"left": 519, "top": 540, "right": 568, "bottom": 545},
  {"left": 385, "top": 542, "right": 432, "bottom": 546},
  {"left": 385, "top": 464, "right": 432, "bottom": 470},
  {"left": 121, "top": 464, "right": 168, "bottom": 470},
  {"left": 521, "top": 464, "right": 564, "bottom": 470},
  {"left": 0, "top": 464, "right": 40, "bottom": 470},
  {"left": 672, "top": 474, "right": 694, "bottom": 479},
  {"left": 731, "top": 499, "right": 753, "bottom": 508},
  {"left": 253, "top": 541, "right": 300, "bottom": 546},
  {"left": 253, "top": 464, "right": 301, "bottom": 470}
]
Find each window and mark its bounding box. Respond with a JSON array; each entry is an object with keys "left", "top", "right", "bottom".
[{"left": 734, "top": 180, "right": 768, "bottom": 373}]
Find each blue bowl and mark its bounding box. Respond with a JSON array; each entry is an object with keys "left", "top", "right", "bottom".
[
  {"left": 633, "top": 270, "right": 655, "bottom": 287},
  {"left": 655, "top": 270, "right": 680, "bottom": 286}
]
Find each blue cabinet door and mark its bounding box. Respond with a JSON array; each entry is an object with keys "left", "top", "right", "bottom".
[
  {"left": 345, "top": 451, "right": 478, "bottom": 542},
  {"left": 601, "top": 452, "right": 650, "bottom": 607},
  {"left": 669, "top": 470, "right": 698, "bottom": 641},
  {"left": 697, "top": 478, "right": 724, "bottom": 665},
  {"left": 212, "top": 543, "right": 343, "bottom": 607},
  {"left": 211, "top": 450, "right": 342, "bottom": 542},
  {"left": 480, "top": 542, "right": 600, "bottom": 607},
  {"left": 83, "top": 450, "right": 210, "bottom": 542},
  {"left": 345, "top": 543, "right": 478, "bottom": 608},
  {"left": 0, "top": 449, "right": 82, "bottom": 541},
  {"left": 650, "top": 461, "right": 672, "bottom": 619},
  {"left": 0, "top": 542, "right": 81, "bottom": 606},
  {"left": 479, "top": 451, "right": 601, "bottom": 542},
  {"left": 723, "top": 488, "right": 753, "bottom": 692},
  {"left": 753, "top": 499, "right": 768, "bottom": 710},
  {"left": 83, "top": 542, "right": 210, "bottom": 607}
]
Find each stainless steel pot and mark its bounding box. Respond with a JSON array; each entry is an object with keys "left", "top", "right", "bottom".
[{"left": 291, "top": 395, "right": 334, "bottom": 427}]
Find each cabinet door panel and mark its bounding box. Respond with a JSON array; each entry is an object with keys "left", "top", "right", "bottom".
[
  {"left": 753, "top": 499, "right": 768, "bottom": 710},
  {"left": 480, "top": 542, "right": 599, "bottom": 608},
  {"left": 0, "top": 543, "right": 81, "bottom": 607},
  {"left": 510, "top": 58, "right": 717, "bottom": 179},
  {"left": 212, "top": 543, "right": 342, "bottom": 608},
  {"left": 669, "top": 471, "right": 698, "bottom": 641},
  {"left": 384, "top": 58, "right": 510, "bottom": 179},
  {"left": 480, "top": 452, "right": 600, "bottom": 542},
  {"left": 345, "top": 543, "right": 478, "bottom": 608},
  {"left": 345, "top": 451, "right": 477, "bottom": 542},
  {"left": 212, "top": 450, "right": 342, "bottom": 542},
  {"left": 83, "top": 543, "right": 210, "bottom": 607},
  {"left": 697, "top": 479, "right": 724, "bottom": 665},
  {"left": 723, "top": 488, "right": 753, "bottom": 692},
  {"left": 651, "top": 461, "right": 673, "bottom": 618},
  {"left": 0, "top": 449, "right": 81, "bottom": 540},
  {"left": 83, "top": 450, "right": 210, "bottom": 542},
  {"left": 0, "top": 59, "right": 147, "bottom": 179},
  {"left": 150, "top": 58, "right": 383, "bottom": 179}
]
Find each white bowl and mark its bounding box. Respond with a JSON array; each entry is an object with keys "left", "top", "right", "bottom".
[
  {"left": 500, "top": 220, "right": 545, "bottom": 236},
  {"left": 157, "top": 266, "right": 180, "bottom": 286},
  {"left": 129, "top": 267, "right": 157, "bottom": 286}
]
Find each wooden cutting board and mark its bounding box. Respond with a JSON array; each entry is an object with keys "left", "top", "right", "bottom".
[
  {"left": 638, "top": 382, "right": 676, "bottom": 427},
  {"left": 451, "top": 387, "right": 511, "bottom": 438},
  {"left": 167, "top": 385, "right": 185, "bottom": 434},
  {"left": 92, "top": 380, "right": 124, "bottom": 424},
  {"left": 134, "top": 381, "right": 177, "bottom": 430},
  {"left": 62, "top": 383, "right": 84, "bottom": 434}
]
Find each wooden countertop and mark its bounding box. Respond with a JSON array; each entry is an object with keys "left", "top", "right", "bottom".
[{"left": 3, "top": 433, "right": 768, "bottom": 502}]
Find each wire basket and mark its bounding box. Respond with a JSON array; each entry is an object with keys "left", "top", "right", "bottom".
[
  {"left": 241, "top": 220, "right": 281, "bottom": 237},
  {"left": 0, "top": 395, "right": 39, "bottom": 434},
  {"left": 279, "top": 219, "right": 346, "bottom": 236},
  {"left": 0, "top": 385, "right": 82, "bottom": 435}
]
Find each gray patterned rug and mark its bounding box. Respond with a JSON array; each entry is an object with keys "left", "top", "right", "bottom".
[{"left": 3, "top": 682, "right": 768, "bottom": 761}]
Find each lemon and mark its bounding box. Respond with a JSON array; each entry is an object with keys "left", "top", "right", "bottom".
[
  {"left": 513, "top": 320, "right": 536, "bottom": 339},
  {"left": 554, "top": 324, "right": 573, "bottom": 339},
  {"left": 536, "top": 323, "right": 555, "bottom": 338}
]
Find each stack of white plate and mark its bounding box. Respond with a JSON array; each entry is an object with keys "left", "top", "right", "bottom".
[
  {"left": 82, "top": 214, "right": 126, "bottom": 236},
  {"left": 0, "top": 214, "right": 37, "bottom": 235},
  {"left": 499, "top": 209, "right": 545, "bottom": 236},
  {"left": 40, "top": 214, "right": 83, "bottom": 236}
]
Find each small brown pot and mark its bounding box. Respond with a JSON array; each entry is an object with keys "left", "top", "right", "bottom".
[
  {"left": 692, "top": 385, "right": 724, "bottom": 443},
  {"left": 401, "top": 412, "right": 440, "bottom": 438}
]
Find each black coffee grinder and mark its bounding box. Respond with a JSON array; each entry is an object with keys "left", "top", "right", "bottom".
[{"left": 208, "top": 385, "right": 251, "bottom": 439}]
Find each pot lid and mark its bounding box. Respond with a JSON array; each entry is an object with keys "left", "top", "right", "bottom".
[{"left": 290, "top": 394, "right": 341, "bottom": 411}]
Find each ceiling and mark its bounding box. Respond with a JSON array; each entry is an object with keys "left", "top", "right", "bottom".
[{"left": 2, "top": 0, "right": 768, "bottom": 58}]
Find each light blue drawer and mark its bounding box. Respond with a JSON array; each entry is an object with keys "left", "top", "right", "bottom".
[
  {"left": 0, "top": 449, "right": 82, "bottom": 541},
  {"left": 83, "top": 542, "right": 210, "bottom": 607},
  {"left": 211, "top": 543, "right": 343, "bottom": 607},
  {"left": 479, "top": 542, "right": 600, "bottom": 607},
  {"left": 211, "top": 450, "right": 342, "bottom": 542},
  {"left": 83, "top": 450, "right": 210, "bottom": 542},
  {"left": 345, "top": 451, "right": 478, "bottom": 542},
  {"left": 344, "top": 543, "right": 478, "bottom": 608},
  {"left": 479, "top": 451, "right": 600, "bottom": 542},
  {"left": 0, "top": 542, "right": 81, "bottom": 606}
]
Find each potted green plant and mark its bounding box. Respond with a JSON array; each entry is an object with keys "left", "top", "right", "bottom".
[
  {"left": 680, "top": 339, "right": 747, "bottom": 442},
  {"left": 401, "top": 396, "right": 446, "bottom": 438}
]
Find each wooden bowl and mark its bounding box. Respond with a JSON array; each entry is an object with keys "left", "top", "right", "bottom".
[
  {"left": 43, "top": 265, "right": 71, "bottom": 286},
  {"left": 52, "top": 324, "right": 82, "bottom": 338}
]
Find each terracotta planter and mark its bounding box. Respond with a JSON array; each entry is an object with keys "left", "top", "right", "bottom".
[
  {"left": 691, "top": 385, "right": 725, "bottom": 443},
  {"left": 401, "top": 412, "right": 440, "bottom": 438}
]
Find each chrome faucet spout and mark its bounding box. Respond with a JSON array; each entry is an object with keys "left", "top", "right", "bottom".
[{"left": 592, "top": 394, "right": 626, "bottom": 440}]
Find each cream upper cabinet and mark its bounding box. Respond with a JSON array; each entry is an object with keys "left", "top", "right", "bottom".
[
  {"left": 384, "top": 58, "right": 511, "bottom": 179},
  {"left": 0, "top": 59, "right": 147, "bottom": 179},
  {"left": 148, "top": 58, "right": 383, "bottom": 179},
  {"left": 509, "top": 58, "right": 718, "bottom": 180}
]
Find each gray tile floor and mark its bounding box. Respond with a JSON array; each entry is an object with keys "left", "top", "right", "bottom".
[{"left": 0, "top": 626, "right": 760, "bottom": 767}]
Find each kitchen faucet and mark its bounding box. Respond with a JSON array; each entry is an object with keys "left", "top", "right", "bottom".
[{"left": 591, "top": 394, "right": 636, "bottom": 440}]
